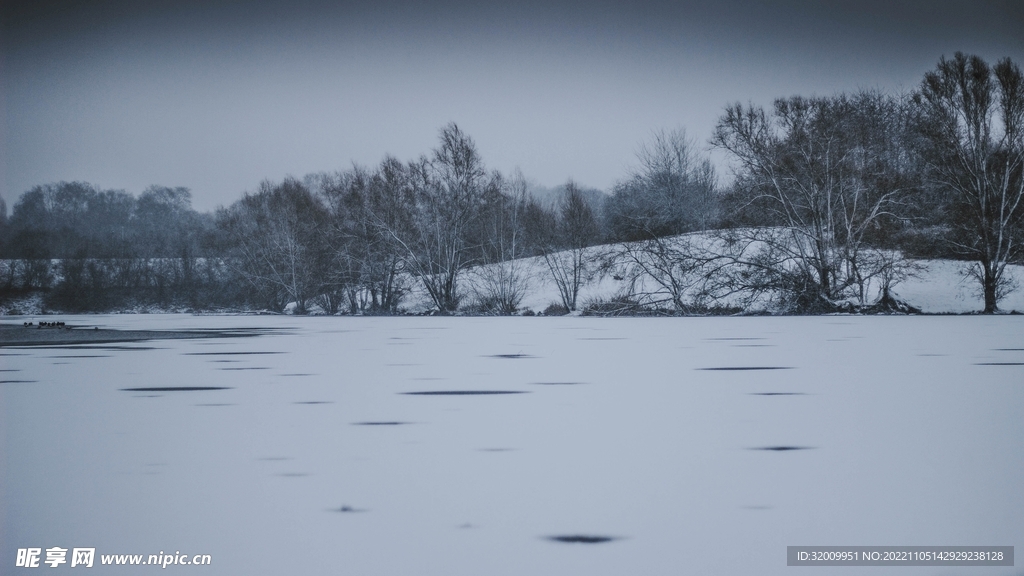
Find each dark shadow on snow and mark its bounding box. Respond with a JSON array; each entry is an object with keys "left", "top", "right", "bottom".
[
  {"left": 402, "top": 390, "right": 528, "bottom": 396},
  {"left": 699, "top": 366, "right": 793, "bottom": 371},
  {"left": 121, "top": 386, "right": 231, "bottom": 391},
  {"left": 545, "top": 535, "right": 620, "bottom": 544},
  {"left": 184, "top": 351, "right": 285, "bottom": 356},
  {"left": 332, "top": 506, "right": 367, "bottom": 513}
]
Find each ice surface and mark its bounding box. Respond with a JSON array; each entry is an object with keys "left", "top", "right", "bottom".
[{"left": 3, "top": 314, "right": 1023, "bottom": 575}]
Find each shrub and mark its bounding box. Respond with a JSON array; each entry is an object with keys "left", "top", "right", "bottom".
[{"left": 542, "top": 302, "right": 569, "bottom": 316}]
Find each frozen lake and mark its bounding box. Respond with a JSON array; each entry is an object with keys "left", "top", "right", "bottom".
[{"left": 3, "top": 315, "right": 1023, "bottom": 575}]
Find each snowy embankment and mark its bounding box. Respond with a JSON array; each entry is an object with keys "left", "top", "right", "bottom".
[
  {"left": 400, "top": 232, "right": 1024, "bottom": 315},
  {"left": 891, "top": 259, "right": 1024, "bottom": 313},
  {"left": 3, "top": 234, "right": 1022, "bottom": 316}
]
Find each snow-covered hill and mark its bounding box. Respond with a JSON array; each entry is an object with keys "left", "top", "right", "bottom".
[{"left": 403, "top": 234, "right": 1024, "bottom": 315}]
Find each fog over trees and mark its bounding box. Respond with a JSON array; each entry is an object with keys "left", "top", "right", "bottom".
[{"left": 2, "top": 53, "right": 1022, "bottom": 315}]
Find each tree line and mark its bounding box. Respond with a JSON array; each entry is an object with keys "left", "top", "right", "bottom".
[{"left": 1, "top": 52, "right": 1021, "bottom": 314}]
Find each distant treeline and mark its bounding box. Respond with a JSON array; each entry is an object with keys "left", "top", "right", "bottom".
[{"left": 1, "top": 52, "right": 1021, "bottom": 314}]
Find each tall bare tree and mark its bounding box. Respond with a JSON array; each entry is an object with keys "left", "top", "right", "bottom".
[
  {"left": 218, "top": 178, "right": 331, "bottom": 313},
  {"left": 915, "top": 53, "right": 1024, "bottom": 312},
  {"left": 543, "top": 180, "right": 601, "bottom": 311},
  {"left": 469, "top": 169, "right": 534, "bottom": 314},
  {"left": 389, "top": 123, "right": 488, "bottom": 313},
  {"left": 607, "top": 129, "right": 717, "bottom": 240},
  {"left": 712, "top": 91, "right": 917, "bottom": 310}
]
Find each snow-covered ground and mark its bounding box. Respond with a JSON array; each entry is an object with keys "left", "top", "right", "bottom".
[
  {"left": 3, "top": 314, "right": 1023, "bottom": 575},
  {"left": 446, "top": 255, "right": 1024, "bottom": 315}
]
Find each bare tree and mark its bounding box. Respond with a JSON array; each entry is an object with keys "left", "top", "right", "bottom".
[
  {"left": 712, "top": 91, "right": 918, "bottom": 310},
  {"left": 543, "top": 180, "right": 601, "bottom": 311},
  {"left": 307, "top": 169, "right": 366, "bottom": 314},
  {"left": 915, "top": 53, "right": 1024, "bottom": 312},
  {"left": 603, "top": 130, "right": 725, "bottom": 313},
  {"left": 218, "top": 178, "right": 331, "bottom": 313},
  {"left": 606, "top": 129, "right": 718, "bottom": 240},
  {"left": 469, "top": 169, "right": 535, "bottom": 314},
  {"left": 362, "top": 157, "right": 417, "bottom": 312},
  {"left": 387, "top": 123, "right": 488, "bottom": 314},
  {"left": 615, "top": 234, "right": 730, "bottom": 313}
]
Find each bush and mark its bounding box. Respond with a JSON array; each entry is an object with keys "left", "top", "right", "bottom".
[
  {"left": 542, "top": 302, "right": 569, "bottom": 316},
  {"left": 580, "top": 294, "right": 647, "bottom": 316}
]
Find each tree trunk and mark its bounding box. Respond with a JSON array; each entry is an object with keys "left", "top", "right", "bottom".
[{"left": 983, "top": 260, "right": 999, "bottom": 314}]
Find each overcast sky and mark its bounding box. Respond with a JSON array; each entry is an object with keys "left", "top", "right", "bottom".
[{"left": 3, "top": 0, "right": 1023, "bottom": 212}]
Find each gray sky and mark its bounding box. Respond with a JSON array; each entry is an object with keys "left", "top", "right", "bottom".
[{"left": 3, "top": 0, "right": 1023, "bottom": 212}]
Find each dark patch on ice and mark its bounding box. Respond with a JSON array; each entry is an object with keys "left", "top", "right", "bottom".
[
  {"left": 294, "top": 401, "right": 334, "bottom": 404},
  {"left": 750, "top": 446, "right": 814, "bottom": 451},
  {"left": 276, "top": 472, "right": 309, "bottom": 477},
  {"left": 974, "top": 362, "right": 1024, "bottom": 366},
  {"left": 1, "top": 379, "right": 38, "bottom": 383},
  {"left": 403, "top": 390, "right": 528, "bottom": 395},
  {"left": 0, "top": 353, "right": 29, "bottom": 356},
  {"left": 121, "top": 386, "right": 232, "bottom": 392},
  {"left": 545, "top": 535, "right": 619, "bottom": 544},
  {"left": 458, "top": 523, "right": 476, "bottom": 529},
  {"left": 184, "top": 351, "right": 284, "bottom": 356},
  {"left": 46, "top": 354, "right": 111, "bottom": 358},
  {"left": 218, "top": 367, "right": 270, "bottom": 370},
  {"left": 19, "top": 345, "right": 160, "bottom": 351},
  {"left": 87, "top": 345, "right": 159, "bottom": 351},
  {"left": 353, "top": 421, "right": 409, "bottom": 426},
  {"left": 2, "top": 326, "right": 275, "bottom": 348},
  {"left": 699, "top": 366, "right": 793, "bottom": 371},
  {"left": 0, "top": 369, "right": 21, "bottom": 371},
  {"left": 279, "top": 373, "right": 315, "bottom": 377},
  {"left": 210, "top": 359, "right": 240, "bottom": 363},
  {"left": 195, "top": 403, "right": 235, "bottom": 406},
  {"left": 332, "top": 505, "right": 367, "bottom": 513},
  {"left": 531, "top": 382, "right": 585, "bottom": 386},
  {"left": 487, "top": 353, "right": 535, "bottom": 359},
  {"left": 749, "top": 392, "right": 806, "bottom": 396},
  {"left": 133, "top": 394, "right": 163, "bottom": 397},
  {"left": 994, "top": 348, "right": 1024, "bottom": 351}
]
